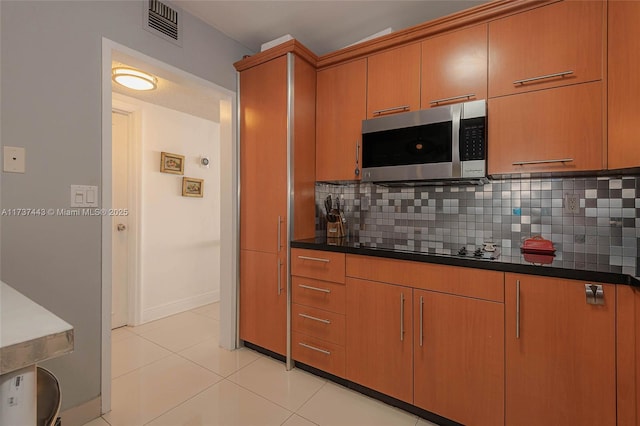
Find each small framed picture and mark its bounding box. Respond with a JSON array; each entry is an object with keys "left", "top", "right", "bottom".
[
  {"left": 182, "top": 177, "right": 204, "bottom": 198},
  {"left": 160, "top": 152, "right": 185, "bottom": 175}
]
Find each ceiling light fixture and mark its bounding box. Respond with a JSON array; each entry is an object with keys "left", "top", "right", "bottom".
[{"left": 112, "top": 67, "right": 157, "bottom": 91}]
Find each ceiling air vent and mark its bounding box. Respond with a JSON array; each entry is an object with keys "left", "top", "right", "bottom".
[{"left": 143, "top": 0, "right": 183, "bottom": 46}]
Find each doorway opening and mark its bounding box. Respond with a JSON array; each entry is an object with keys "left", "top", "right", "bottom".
[{"left": 101, "top": 38, "right": 238, "bottom": 415}]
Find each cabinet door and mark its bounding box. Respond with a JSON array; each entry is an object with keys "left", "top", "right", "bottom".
[
  {"left": 505, "top": 274, "right": 616, "bottom": 426},
  {"left": 616, "top": 285, "right": 640, "bottom": 426},
  {"left": 316, "top": 59, "right": 367, "bottom": 181},
  {"left": 421, "top": 24, "right": 487, "bottom": 107},
  {"left": 367, "top": 43, "right": 421, "bottom": 118},
  {"left": 608, "top": 0, "right": 640, "bottom": 170},
  {"left": 345, "top": 278, "right": 413, "bottom": 403},
  {"left": 239, "top": 249, "right": 286, "bottom": 355},
  {"left": 414, "top": 290, "right": 504, "bottom": 426},
  {"left": 239, "top": 56, "right": 288, "bottom": 253},
  {"left": 488, "top": 81, "right": 604, "bottom": 175},
  {"left": 488, "top": 1, "right": 604, "bottom": 98}
]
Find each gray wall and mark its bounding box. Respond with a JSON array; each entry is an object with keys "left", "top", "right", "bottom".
[{"left": 0, "top": 0, "right": 252, "bottom": 412}]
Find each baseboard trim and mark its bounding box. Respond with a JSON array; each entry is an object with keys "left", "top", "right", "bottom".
[
  {"left": 140, "top": 290, "right": 219, "bottom": 324},
  {"left": 60, "top": 396, "right": 101, "bottom": 426}
]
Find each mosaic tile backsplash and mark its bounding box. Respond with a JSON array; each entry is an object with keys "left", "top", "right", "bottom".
[{"left": 315, "top": 176, "right": 640, "bottom": 278}]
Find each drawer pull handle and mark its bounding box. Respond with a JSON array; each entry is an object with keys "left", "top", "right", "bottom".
[
  {"left": 298, "top": 313, "right": 331, "bottom": 324},
  {"left": 372, "top": 105, "right": 410, "bottom": 116},
  {"left": 298, "top": 342, "right": 331, "bottom": 355},
  {"left": 298, "top": 284, "right": 331, "bottom": 294},
  {"left": 297, "top": 255, "right": 330, "bottom": 263},
  {"left": 513, "top": 70, "right": 574, "bottom": 85},
  {"left": 512, "top": 158, "right": 574, "bottom": 166},
  {"left": 429, "top": 93, "right": 475, "bottom": 105}
]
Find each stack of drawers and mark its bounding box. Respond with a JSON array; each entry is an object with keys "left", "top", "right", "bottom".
[{"left": 290, "top": 248, "right": 346, "bottom": 377}]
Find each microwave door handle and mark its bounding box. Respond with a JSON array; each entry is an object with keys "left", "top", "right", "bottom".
[{"left": 451, "top": 103, "right": 462, "bottom": 178}]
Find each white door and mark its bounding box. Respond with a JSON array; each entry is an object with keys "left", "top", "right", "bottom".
[{"left": 112, "top": 111, "right": 130, "bottom": 329}]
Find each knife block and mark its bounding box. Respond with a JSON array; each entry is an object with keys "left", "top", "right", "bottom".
[{"left": 327, "top": 220, "right": 346, "bottom": 238}]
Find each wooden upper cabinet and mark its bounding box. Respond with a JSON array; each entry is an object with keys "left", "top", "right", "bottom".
[
  {"left": 488, "top": 0, "right": 604, "bottom": 98},
  {"left": 488, "top": 81, "right": 604, "bottom": 175},
  {"left": 505, "top": 274, "right": 616, "bottom": 426},
  {"left": 316, "top": 59, "right": 367, "bottom": 182},
  {"left": 421, "top": 24, "right": 487, "bottom": 107},
  {"left": 608, "top": 0, "right": 640, "bottom": 170},
  {"left": 367, "top": 43, "right": 421, "bottom": 118},
  {"left": 239, "top": 56, "right": 288, "bottom": 253}
]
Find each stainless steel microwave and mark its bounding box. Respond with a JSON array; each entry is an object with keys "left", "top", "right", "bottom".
[{"left": 361, "top": 99, "right": 487, "bottom": 184}]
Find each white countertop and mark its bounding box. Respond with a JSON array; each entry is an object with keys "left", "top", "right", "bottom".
[{"left": 0, "top": 281, "right": 74, "bottom": 375}]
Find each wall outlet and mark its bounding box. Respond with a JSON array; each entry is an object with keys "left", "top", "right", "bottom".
[{"left": 564, "top": 193, "right": 580, "bottom": 214}]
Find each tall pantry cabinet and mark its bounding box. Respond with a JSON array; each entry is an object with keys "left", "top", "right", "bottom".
[{"left": 235, "top": 43, "right": 317, "bottom": 357}]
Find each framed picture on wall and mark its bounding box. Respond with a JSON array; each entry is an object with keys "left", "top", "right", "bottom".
[
  {"left": 182, "top": 177, "right": 204, "bottom": 198},
  {"left": 160, "top": 152, "right": 185, "bottom": 175}
]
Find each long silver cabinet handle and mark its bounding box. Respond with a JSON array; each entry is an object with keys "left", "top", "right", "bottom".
[
  {"left": 297, "top": 255, "right": 330, "bottom": 263},
  {"left": 400, "top": 293, "right": 405, "bottom": 341},
  {"left": 277, "top": 259, "right": 282, "bottom": 296},
  {"left": 513, "top": 70, "right": 574, "bottom": 85},
  {"left": 429, "top": 93, "right": 475, "bottom": 105},
  {"left": 277, "top": 216, "right": 282, "bottom": 252},
  {"left": 298, "top": 284, "right": 331, "bottom": 294},
  {"left": 355, "top": 142, "right": 361, "bottom": 176},
  {"left": 298, "top": 342, "right": 331, "bottom": 355},
  {"left": 419, "top": 296, "right": 424, "bottom": 347},
  {"left": 372, "top": 105, "right": 410, "bottom": 116},
  {"left": 298, "top": 313, "right": 331, "bottom": 324},
  {"left": 516, "top": 279, "right": 521, "bottom": 339},
  {"left": 512, "top": 158, "right": 574, "bottom": 166}
]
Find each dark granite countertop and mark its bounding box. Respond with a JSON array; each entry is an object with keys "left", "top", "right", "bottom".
[{"left": 291, "top": 238, "right": 640, "bottom": 287}]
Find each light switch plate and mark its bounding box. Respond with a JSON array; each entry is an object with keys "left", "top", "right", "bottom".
[
  {"left": 70, "top": 185, "right": 99, "bottom": 207},
  {"left": 3, "top": 146, "right": 26, "bottom": 173}
]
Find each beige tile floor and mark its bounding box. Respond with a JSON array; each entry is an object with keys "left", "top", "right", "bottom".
[{"left": 83, "top": 303, "right": 438, "bottom": 426}]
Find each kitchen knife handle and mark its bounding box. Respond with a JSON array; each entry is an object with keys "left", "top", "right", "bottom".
[{"left": 516, "top": 279, "right": 520, "bottom": 339}]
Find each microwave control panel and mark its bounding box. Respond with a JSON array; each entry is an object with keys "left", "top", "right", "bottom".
[{"left": 460, "top": 117, "right": 486, "bottom": 161}]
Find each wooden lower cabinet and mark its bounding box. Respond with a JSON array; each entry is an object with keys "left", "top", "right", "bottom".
[
  {"left": 505, "top": 274, "right": 616, "bottom": 426},
  {"left": 239, "top": 249, "right": 286, "bottom": 355},
  {"left": 345, "top": 277, "right": 413, "bottom": 403},
  {"left": 413, "top": 290, "right": 504, "bottom": 426},
  {"left": 617, "top": 285, "right": 640, "bottom": 426}
]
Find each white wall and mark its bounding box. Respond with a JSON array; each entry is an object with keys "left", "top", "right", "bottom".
[
  {"left": 0, "top": 0, "right": 251, "bottom": 416},
  {"left": 131, "top": 96, "right": 221, "bottom": 321}
]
